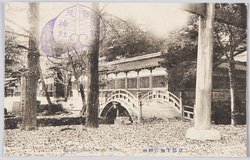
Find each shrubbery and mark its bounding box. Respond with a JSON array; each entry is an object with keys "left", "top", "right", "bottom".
[
  {"left": 211, "top": 101, "right": 246, "bottom": 125},
  {"left": 37, "top": 104, "right": 69, "bottom": 115},
  {"left": 4, "top": 116, "right": 85, "bottom": 129}
]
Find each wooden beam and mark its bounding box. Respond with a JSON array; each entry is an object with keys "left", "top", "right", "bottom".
[
  {"left": 182, "top": 3, "right": 247, "bottom": 29},
  {"left": 182, "top": 3, "right": 206, "bottom": 16}
]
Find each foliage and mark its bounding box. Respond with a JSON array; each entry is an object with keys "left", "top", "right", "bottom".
[
  {"left": 4, "top": 116, "right": 84, "bottom": 129},
  {"left": 159, "top": 4, "right": 247, "bottom": 91},
  {"left": 159, "top": 15, "right": 199, "bottom": 90},
  {"left": 5, "top": 32, "right": 25, "bottom": 79},
  {"left": 159, "top": 4, "right": 247, "bottom": 125},
  {"left": 213, "top": 3, "right": 247, "bottom": 64},
  {"left": 100, "top": 16, "right": 165, "bottom": 61},
  {"left": 211, "top": 101, "right": 246, "bottom": 124},
  {"left": 45, "top": 49, "right": 88, "bottom": 99},
  {"left": 213, "top": 4, "right": 247, "bottom": 124}
]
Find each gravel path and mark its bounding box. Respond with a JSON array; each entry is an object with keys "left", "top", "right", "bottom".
[{"left": 4, "top": 118, "right": 246, "bottom": 157}]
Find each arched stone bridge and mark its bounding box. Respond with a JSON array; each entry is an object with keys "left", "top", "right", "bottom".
[
  {"left": 99, "top": 89, "right": 139, "bottom": 121},
  {"left": 99, "top": 89, "right": 193, "bottom": 122}
]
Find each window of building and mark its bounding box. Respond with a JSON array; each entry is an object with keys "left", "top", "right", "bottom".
[
  {"left": 117, "top": 78, "right": 125, "bottom": 89},
  {"left": 127, "top": 78, "right": 137, "bottom": 89},
  {"left": 152, "top": 75, "right": 166, "bottom": 88},
  {"left": 140, "top": 76, "right": 150, "bottom": 88},
  {"left": 107, "top": 79, "right": 115, "bottom": 89}
]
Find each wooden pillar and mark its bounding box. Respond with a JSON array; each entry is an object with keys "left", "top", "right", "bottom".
[
  {"left": 165, "top": 72, "right": 169, "bottom": 91},
  {"left": 113, "top": 102, "right": 119, "bottom": 117},
  {"left": 186, "top": 3, "right": 220, "bottom": 141},
  {"left": 116, "top": 106, "right": 120, "bottom": 117},
  {"left": 105, "top": 91, "right": 108, "bottom": 103},
  {"left": 180, "top": 92, "right": 183, "bottom": 118},
  {"left": 194, "top": 4, "right": 214, "bottom": 130},
  {"left": 136, "top": 70, "right": 140, "bottom": 90},
  {"left": 149, "top": 68, "right": 153, "bottom": 89},
  {"left": 125, "top": 72, "right": 128, "bottom": 90},
  {"left": 115, "top": 72, "right": 117, "bottom": 90},
  {"left": 105, "top": 74, "right": 109, "bottom": 90},
  {"left": 137, "top": 92, "right": 142, "bottom": 123}
]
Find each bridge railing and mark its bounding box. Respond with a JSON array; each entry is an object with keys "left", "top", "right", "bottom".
[
  {"left": 140, "top": 89, "right": 181, "bottom": 112},
  {"left": 105, "top": 89, "right": 138, "bottom": 109},
  {"left": 183, "top": 105, "right": 194, "bottom": 120},
  {"left": 100, "top": 89, "right": 195, "bottom": 120}
]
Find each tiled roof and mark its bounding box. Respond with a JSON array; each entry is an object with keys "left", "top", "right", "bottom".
[
  {"left": 217, "top": 61, "right": 247, "bottom": 71},
  {"left": 99, "top": 52, "right": 247, "bottom": 73},
  {"left": 100, "top": 52, "right": 163, "bottom": 73},
  {"left": 107, "top": 52, "right": 162, "bottom": 65}
]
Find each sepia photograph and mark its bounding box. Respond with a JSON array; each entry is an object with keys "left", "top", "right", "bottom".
[{"left": 3, "top": 1, "right": 247, "bottom": 157}]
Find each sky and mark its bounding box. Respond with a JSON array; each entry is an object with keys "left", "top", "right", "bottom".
[
  {"left": 5, "top": 2, "right": 190, "bottom": 40},
  {"left": 105, "top": 3, "right": 190, "bottom": 37},
  {"left": 4, "top": 2, "right": 193, "bottom": 72},
  {"left": 4, "top": 2, "right": 246, "bottom": 61}
]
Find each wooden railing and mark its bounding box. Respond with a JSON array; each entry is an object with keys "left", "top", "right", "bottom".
[
  {"left": 140, "top": 89, "right": 181, "bottom": 112},
  {"left": 104, "top": 89, "right": 138, "bottom": 110},
  {"left": 99, "top": 89, "right": 140, "bottom": 121},
  {"left": 183, "top": 105, "right": 194, "bottom": 120},
  {"left": 100, "top": 89, "right": 195, "bottom": 121}
]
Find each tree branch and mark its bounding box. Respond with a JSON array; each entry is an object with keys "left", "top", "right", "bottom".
[
  {"left": 5, "top": 30, "right": 29, "bottom": 38},
  {"left": 6, "top": 18, "right": 30, "bottom": 33},
  {"left": 102, "top": 18, "right": 121, "bottom": 37},
  {"left": 17, "top": 45, "right": 29, "bottom": 50},
  {"left": 213, "top": 49, "right": 246, "bottom": 68},
  {"left": 100, "top": 3, "right": 109, "bottom": 15},
  {"left": 104, "top": 14, "right": 132, "bottom": 30}
]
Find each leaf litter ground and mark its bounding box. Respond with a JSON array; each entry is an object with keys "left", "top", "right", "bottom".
[{"left": 4, "top": 118, "right": 246, "bottom": 157}]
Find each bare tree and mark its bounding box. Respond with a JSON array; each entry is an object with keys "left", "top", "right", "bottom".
[
  {"left": 39, "top": 64, "right": 52, "bottom": 113},
  {"left": 85, "top": 2, "right": 100, "bottom": 128},
  {"left": 21, "top": 2, "right": 40, "bottom": 131}
]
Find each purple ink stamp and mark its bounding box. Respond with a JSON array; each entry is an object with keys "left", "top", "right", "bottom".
[{"left": 40, "top": 3, "right": 106, "bottom": 57}]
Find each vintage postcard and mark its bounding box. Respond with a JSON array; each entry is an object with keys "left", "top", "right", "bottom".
[{"left": 3, "top": 2, "right": 247, "bottom": 157}]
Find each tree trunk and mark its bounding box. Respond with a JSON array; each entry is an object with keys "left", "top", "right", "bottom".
[
  {"left": 79, "top": 84, "right": 87, "bottom": 115},
  {"left": 68, "top": 54, "right": 87, "bottom": 115},
  {"left": 41, "top": 75, "right": 52, "bottom": 105},
  {"left": 21, "top": 2, "right": 40, "bottom": 131},
  {"left": 64, "top": 77, "right": 71, "bottom": 102},
  {"left": 40, "top": 69, "right": 52, "bottom": 114},
  {"left": 39, "top": 64, "right": 52, "bottom": 106},
  {"left": 53, "top": 81, "right": 57, "bottom": 98},
  {"left": 85, "top": 2, "right": 100, "bottom": 128},
  {"left": 228, "top": 57, "right": 239, "bottom": 125}
]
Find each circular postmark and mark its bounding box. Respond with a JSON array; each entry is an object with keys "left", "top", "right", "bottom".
[{"left": 40, "top": 3, "right": 106, "bottom": 57}]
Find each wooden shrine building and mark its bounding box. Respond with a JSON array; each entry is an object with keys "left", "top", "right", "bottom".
[{"left": 99, "top": 52, "right": 168, "bottom": 97}]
